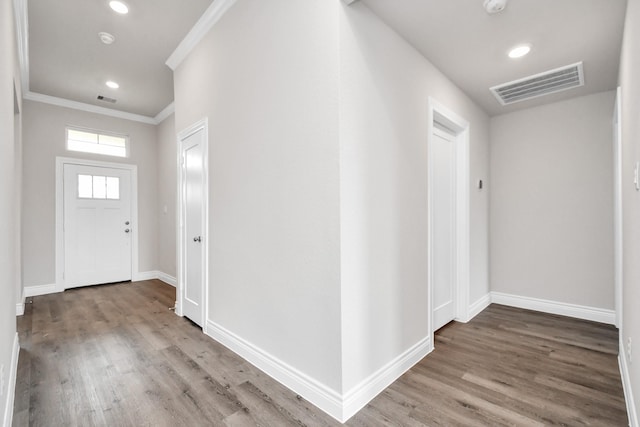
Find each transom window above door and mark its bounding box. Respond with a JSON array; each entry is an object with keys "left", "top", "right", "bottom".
[
  {"left": 78, "top": 174, "right": 120, "bottom": 200},
  {"left": 66, "top": 127, "right": 128, "bottom": 157}
]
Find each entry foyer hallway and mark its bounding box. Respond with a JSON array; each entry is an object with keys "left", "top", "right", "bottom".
[{"left": 12, "top": 280, "right": 627, "bottom": 425}]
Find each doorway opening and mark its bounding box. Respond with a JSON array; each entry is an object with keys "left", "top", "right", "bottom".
[
  {"left": 177, "top": 118, "right": 209, "bottom": 330},
  {"left": 427, "top": 98, "right": 470, "bottom": 346}
]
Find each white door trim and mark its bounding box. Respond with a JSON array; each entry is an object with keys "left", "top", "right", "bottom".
[
  {"left": 177, "top": 118, "right": 209, "bottom": 331},
  {"left": 55, "top": 156, "right": 139, "bottom": 292},
  {"left": 427, "top": 98, "right": 470, "bottom": 345},
  {"left": 613, "top": 87, "right": 623, "bottom": 330}
]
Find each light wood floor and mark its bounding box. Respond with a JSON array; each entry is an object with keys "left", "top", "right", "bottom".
[{"left": 13, "top": 280, "right": 627, "bottom": 426}]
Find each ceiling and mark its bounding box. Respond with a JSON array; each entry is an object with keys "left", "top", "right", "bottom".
[
  {"left": 27, "top": 0, "right": 212, "bottom": 118},
  {"left": 361, "top": 0, "right": 628, "bottom": 116},
  {"left": 24, "top": 0, "right": 628, "bottom": 120}
]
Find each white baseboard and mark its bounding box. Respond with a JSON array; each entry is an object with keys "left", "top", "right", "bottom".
[
  {"left": 3, "top": 333, "right": 19, "bottom": 427},
  {"left": 156, "top": 271, "right": 177, "bottom": 287},
  {"left": 16, "top": 288, "right": 25, "bottom": 316},
  {"left": 16, "top": 289, "right": 25, "bottom": 316},
  {"left": 135, "top": 271, "right": 176, "bottom": 287},
  {"left": 205, "top": 319, "right": 431, "bottom": 423},
  {"left": 22, "top": 272, "right": 177, "bottom": 298},
  {"left": 468, "top": 294, "right": 492, "bottom": 321},
  {"left": 491, "top": 292, "right": 615, "bottom": 325},
  {"left": 341, "top": 336, "right": 431, "bottom": 422},
  {"left": 206, "top": 320, "right": 344, "bottom": 421},
  {"left": 24, "top": 283, "right": 57, "bottom": 297},
  {"left": 620, "top": 337, "right": 639, "bottom": 427},
  {"left": 134, "top": 271, "right": 157, "bottom": 281}
]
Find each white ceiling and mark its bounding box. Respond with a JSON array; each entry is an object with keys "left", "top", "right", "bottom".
[
  {"left": 360, "top": 0, "right": 628, "bottom": 116},
  {"left": 25, "top": 0, "right": 628, "bottom": 119},
  {"left": 27, "top": 0, "right": 212, "bottom": 118}
]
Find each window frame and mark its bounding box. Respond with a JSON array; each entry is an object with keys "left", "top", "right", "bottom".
[
  {"left": 65, "top": 126, "right": 130, "bottom": 158},
  {"left": 77, "top": 174, "right": 121, "bottom": 200}
]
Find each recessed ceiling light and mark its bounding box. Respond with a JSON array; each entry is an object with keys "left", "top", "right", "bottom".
[
  {"left": 508, "top": 44, "right": 531, "bottom": 59},
  {"left": 109, "top": 1, "right": 129, "bottom": 14},
  {"left": 106, "top": 81, "right": 120, "bottom": 89},
  {"left": 98, "top": 32, "right": 115, "bottom": 45}
]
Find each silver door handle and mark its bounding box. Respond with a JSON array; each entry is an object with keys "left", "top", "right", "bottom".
[
  {"left": 125, "top": 229, "right": 130, "bottom": 233},
  {"left": 193, "top": 236, "right": 201, "bottom": 242}
]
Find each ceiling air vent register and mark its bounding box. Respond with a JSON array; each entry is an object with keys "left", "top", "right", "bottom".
[
  {"left": 490, "top": 62, "right": 584, "bottom": 106},
  {"left": 97, "top": 95, "right": 117, "bottom": 103}
]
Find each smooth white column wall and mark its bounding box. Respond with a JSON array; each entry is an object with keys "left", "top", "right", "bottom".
[
  {"left": 173, "top": 0, "right": 343, "bottom": 392},
  {"left": 338, "top": 2, "right": 491, "bottom": 394}
]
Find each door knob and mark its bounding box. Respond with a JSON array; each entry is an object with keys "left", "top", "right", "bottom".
[
  {"left": 125, "top": 221, "right": 130, "bottom": 225},
  {"left": 125, "top": 229, "right": 130, "bottom": 233},
  {"left": 193, "top": 236, "right": 201, "bottom": 242}
]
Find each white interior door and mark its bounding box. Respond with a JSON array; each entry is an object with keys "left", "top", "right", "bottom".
[
  {"left": 432, "top": 127, "right": 457, "bottom": 331},
  {"left": 181, "top": 128, "right": 205, "bottom": 326},
  {"left": 64, "top": 164, "right": 132, "bottom": 288}
]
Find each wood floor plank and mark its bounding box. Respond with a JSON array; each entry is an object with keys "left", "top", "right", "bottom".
[
  {"left": 13, "top": 281, "right": 628, "bottom": 426},
  {"left": 223, "top": 408, "right": 259, "bottom": 427},
  {"left": 232, "top": 381, "right": 307, "bottom": 427},
  {"left": 159, "top": 344, "right": 247, "bottom": 418}
]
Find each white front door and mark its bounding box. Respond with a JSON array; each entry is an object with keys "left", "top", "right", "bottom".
[
  {"left": 181, "top": 127, "right": 205, "bottom": 326},
  {"left": 432, "top": 127, "right": 457, "bottom": 331},
  {"left": 64, "top": 164, "right": 132, "bottom": 288}
]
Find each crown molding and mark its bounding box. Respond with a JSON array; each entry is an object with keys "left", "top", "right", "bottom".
[
  {"left": 24, "top": 92, "right": 158, "bottom": 125},
  {"left": 154, "top": 102, "right": 175, "bottom": 124},
  {"left": 24, "top": 91, "right": 174, "bottom": 125},
  {"left": 13, "top": 0, "right": 29, "bottom": 94},
  {"left": 166, "top": 0, "right": 237, "bottom": 71}
]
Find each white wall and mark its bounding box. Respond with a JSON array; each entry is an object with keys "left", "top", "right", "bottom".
[
  {"left": 490, "top": 91, "right": 615, "bottom": 309},
  {"left": 619, "top": 0, "right": 640, "bottom": 421},
  {"left": 0, "top": 0, "right": 20, "bottom": 422},
  {"left": 174, "top": 0, "right": 343, "bottom": 393},
  {"left": 156, "top": 113, "right": 177, "bottom": 279},
  {"left": 338, "top": 2, "right": 491, "bottom": 394},
  {"left": 22, "top": 101, "right": 160, "bottom": 288},
  {"left": 173, "top": 0, "right": 490, "bottom": 420}
]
